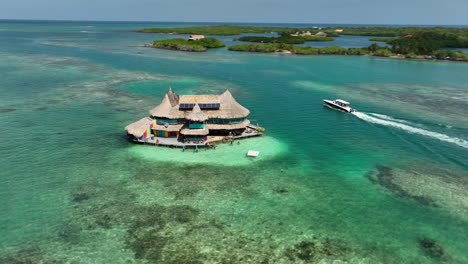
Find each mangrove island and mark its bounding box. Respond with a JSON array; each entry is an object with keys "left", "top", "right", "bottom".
[
  {"left": 137, "top": 25, "right": 468, "bottom": 61},
  {"left": 149, "top": 37, "right": 225, "bottom": 52}
]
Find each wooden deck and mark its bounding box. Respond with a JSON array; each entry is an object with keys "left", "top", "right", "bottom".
[{"left": 132, "top": 125, "right": 263, "bottom": 148}]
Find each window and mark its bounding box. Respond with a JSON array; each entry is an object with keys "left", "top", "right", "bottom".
[
  {"left": 206, "top": 118, "right": 244, "bottom": 124},
  {"left": 156, "top": 118, "right": 186, "bottom": 125}
]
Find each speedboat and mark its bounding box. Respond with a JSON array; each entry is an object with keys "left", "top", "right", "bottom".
[{"left": 323, "top": 99, "right": 355, "bottom": 112}]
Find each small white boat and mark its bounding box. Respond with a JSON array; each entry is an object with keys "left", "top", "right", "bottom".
[{"left": 323, "top": 99, "right": 355, "bottom": 113}]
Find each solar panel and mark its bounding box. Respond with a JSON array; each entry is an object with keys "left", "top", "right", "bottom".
[
  {"left": 179, "top": 103, "right": 195, "bottom": 109},
  {"left": 198, "top": 103, "right": 220, "bottom": 109}
]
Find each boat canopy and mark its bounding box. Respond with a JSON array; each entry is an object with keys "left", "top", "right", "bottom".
[{"left": 335, "top": 99, "right": 350, "bottom": 105}]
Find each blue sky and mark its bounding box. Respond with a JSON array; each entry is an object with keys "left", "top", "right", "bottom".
[{"left": 1, "top": 0, "right": 467, "bottom": 25}]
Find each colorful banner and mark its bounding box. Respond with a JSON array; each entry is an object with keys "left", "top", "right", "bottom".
[
  {"left": 150, "top": 120, "right": 157, "bottom": 128},
  {"left": 143, "top": 127, "right": 151, "bottom": 138}
]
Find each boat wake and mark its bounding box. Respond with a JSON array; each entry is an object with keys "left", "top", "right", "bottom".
[
  {"left": 352, "top": 112, "right": 468, "bottom": 149},
  {"left": 368, "top": 113, "right": 412, "bottom": 124}
]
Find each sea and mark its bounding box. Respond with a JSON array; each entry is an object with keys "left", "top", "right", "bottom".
[{"left": 0, "top": 20, "right": 467, "bottom": 263}]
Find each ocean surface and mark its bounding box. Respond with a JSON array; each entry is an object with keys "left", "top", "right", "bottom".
[{"left": 1, "top": 20, "right": 468, "bottom": 263}]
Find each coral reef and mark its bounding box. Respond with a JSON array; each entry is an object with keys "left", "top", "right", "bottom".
[
  {"left": 366, "top": 165, "right": 435, "bottom": 205},
  {"left": 0, "top": 247, "right": 63, "bottom": 264},
  {"left": 367, "top": 164, "right": 468, "bottom": 221},
  {"left": 419, "top": 237, "right": 447, "bottom": 259},
  {"left": 49, "top": 162, "right": 372, "bottom": 264},
  {"left": 133, "top": 162, "right": 254, "bottom": 199},
  {"left": 285, "top": 238, "right": 350, "bottom": 262}
]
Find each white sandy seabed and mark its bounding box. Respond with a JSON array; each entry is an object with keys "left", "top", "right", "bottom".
[{"left": 126, "top": 136, "right": 289, "bottom": 166}]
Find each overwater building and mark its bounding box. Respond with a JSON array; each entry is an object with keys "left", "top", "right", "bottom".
[{"left": 125, "top": 89, "right": 263, "bottom": 147}]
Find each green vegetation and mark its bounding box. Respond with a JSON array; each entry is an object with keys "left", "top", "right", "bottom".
[
  {"left": 229, "top": 41, "right": 468, "bottom": 61},
  {"left": 151, "top": 38, "right": 225, "bottom": 52},
  {"left": 138, "top": 25, "right": 295, "bottom": 35},
  {"left": 229, "top": 43, "right": 373, "bottom": 55},
  {"left": 140, "top": 25, "right": 468, "bottom": 61},
  {"left": 432, "top": 50, "right": 468, "bottom": 60},
  {"left": 137, "top": 25, "right": 338, "bottom": 36},
  {"left": 237, "top": 36, "right": 334, "bottom": 44},
  {"left": 388, "top": 31, "right": 468, "bottom": 54},
  {"left": 331, "top": 27, "right": 468, "bottom": 37},
  {"left": 370, "top": 32, "right": 468, "bottom": 52},
  {"left": 139, "top": 25, "right": 468, "bottom": 48}
]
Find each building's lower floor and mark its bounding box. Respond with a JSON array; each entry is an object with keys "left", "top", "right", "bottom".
[{"left": 127, "top": 124, "right": 264, "bottom": 148}]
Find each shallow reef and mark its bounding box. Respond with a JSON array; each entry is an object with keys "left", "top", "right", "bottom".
[
  {"left": 366, "top": 165, "right": 435, "bottom": 206},
  {"left": 25, "top": 160, "right": 377, "bottom": 264},
  {"left": 366, "top": 164, "right": 468, "bottom": 221},
  {"left": 0, "top": 247, "right": 63, "bottom": 264},
  {"left": 132, "top": 161, "right": 255, "bottom": 199}
]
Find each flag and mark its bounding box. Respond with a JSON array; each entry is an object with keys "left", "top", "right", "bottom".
[{"left": 143, "top": 127, "right": 151, "bottom": 138}]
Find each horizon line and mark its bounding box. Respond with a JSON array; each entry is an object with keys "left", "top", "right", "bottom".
[{"left": 0, "top": 18, "right": 467, "bottom": 27}]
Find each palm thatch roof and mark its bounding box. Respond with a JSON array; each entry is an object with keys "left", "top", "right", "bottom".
[
  {"left": 185, "top": 104, "right": 208, "bottom": 121},
  {"left": 149, "top": 89, "right": 250, "bottom": 119},
  {"left": 125, "top": 117, "right": 152, "bottom": 137}
]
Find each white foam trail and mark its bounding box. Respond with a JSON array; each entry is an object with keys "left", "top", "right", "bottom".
[
  {"left": 368, "top": 113, "right": 412, "bottom": 124},
  {"left": 352, "top": 112, "right": 468, "bottom": 149}
]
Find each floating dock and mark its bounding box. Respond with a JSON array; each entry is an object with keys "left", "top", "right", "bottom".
[{"left": 247, "top": 150, "right": 260, "bottom": 157}]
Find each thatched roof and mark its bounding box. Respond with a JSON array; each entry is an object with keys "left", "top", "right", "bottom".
[
  {"left": 149, "top": 89, "right": 250, "bottom": 119},
  {"left": 185, "top": 104, "right": 208, "bottom": 121},
  {"left": 125, "top": 117, "right": 152, "bottom": 137},
  {"left": 205, "top": 119, "right": 250, "bottom": 130}
]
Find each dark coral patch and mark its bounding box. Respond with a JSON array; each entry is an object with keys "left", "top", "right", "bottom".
[
  {"left": 166, "top": 205, "right": 200, "bottom": 223},
  {"left": 285, "top": 238, "right": 349, "bottom": 262},
  {"left": 127, "top": 232, "right": 170, "bottom": 263},
  {"left": 419, "top": 237, "right": 447, "bottom": 259},
  {"left": 71, "top": 191, "right": 91, "bottom": 203},
  {"left": 292, "top": 241, "right": 316, "bottom": 261},
  {"left": 273, "top": 187, "right": 289, "bottom": 194}
]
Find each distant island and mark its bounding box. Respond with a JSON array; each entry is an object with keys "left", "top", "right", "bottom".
[
  {"left": 148, "top": 37, "right": 225, "bottom": 52},
  {"left": 138, "top": 25, "right": 468, "bottom": 61},
  {"left": 136, "top": 25, "right": 329, "bottom": 36},
  {"left": 236, "top": 35, "right": 335, "bottom": 44}
]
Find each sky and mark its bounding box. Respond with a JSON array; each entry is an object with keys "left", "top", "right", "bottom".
[{"left": 1, "top": 0, "right": 467, "bottom": 25}]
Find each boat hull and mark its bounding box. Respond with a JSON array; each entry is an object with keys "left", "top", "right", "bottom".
[{"left": 323, "top": 100, "right": 354, "bottom": 112}]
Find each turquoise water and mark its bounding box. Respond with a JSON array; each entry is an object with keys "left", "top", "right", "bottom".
[{"left": 1, "top": 21, "right": 468, "bottom": 263}]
